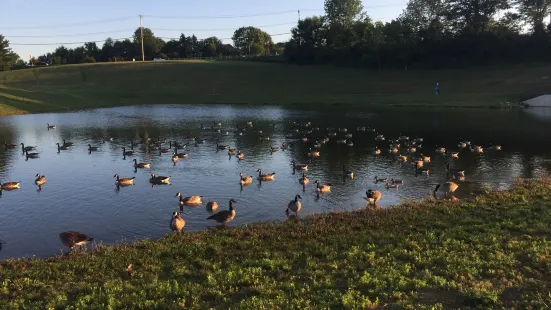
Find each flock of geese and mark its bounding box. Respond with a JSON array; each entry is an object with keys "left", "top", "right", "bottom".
[{"left": 0, "top": 121, "right": 502, "bottom": 252}]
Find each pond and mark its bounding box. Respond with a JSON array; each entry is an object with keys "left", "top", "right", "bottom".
[{"left": 1, "top": 104, "right": 551, "bottom": 259}]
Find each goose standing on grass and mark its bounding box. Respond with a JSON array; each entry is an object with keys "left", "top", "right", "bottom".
[
  {"left": 286, "top": 195, "right": 302, "bottom": 215},
  {"left": 314, "top": 180, "right": 331, "bottom": 193},
  {"left": 47, "top": 123, "right": 56, "bottom": 129},
  {"left": 175, "top": 192, "right": 203, "bottom": 206},
  {"left": 207, "top": 199, "right": 237, "bottom": 224},
  {"left": 87, "top": 144, "right": 99, "bottom": 152},
  {"left": 1, "top": 180, "right": 21, "bottom": 190},
  {"left": 113, "top": 174, "right": 135, "bottom": 186},
  {"left": 150, "top": 174, "right": 170, "bottom": 184},
  {"left": 239, "top": 173, "right": 253, "bottom": 185},
  {"left": 434, "top": 182, "right": 459, "bottom": 199},
  {"left": 365, "top": 189, "right": 382, "bottom": 205},
  {"left": 170, "top": 211, "right": 185, "bottom": 232},
  {"left": 34, "top": 174, "right": 46, "bottom": 185},
  {"left": 343, "top": 165, "right": 354, "bottom": 179},
  {"left": 133, "top": 159, "right": 150, "bottom": 169},
  {"left": 256, "top": 169, "right": 276, "bottom": 181},
  {"left": 59, "top": 231, "right": 94, "bottom": 251}
]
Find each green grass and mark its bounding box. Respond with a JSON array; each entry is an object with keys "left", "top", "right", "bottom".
[
  {"left": 0, "top": 61, "right": 550, "bottom": 115},
  {"left": 1, "top": 179, "right": 551, "bottom": 309}
]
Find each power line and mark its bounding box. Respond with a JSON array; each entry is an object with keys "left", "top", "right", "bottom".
[
  {"left": 9, "top": 37, "right": 133, "bottom": 46},
  {"left": 142, "top": 10, "right": 309, "bottom": 19},
  {"left": 153, "top": 22, "right": 297, "bottom": 32},
  {"left": 159, "top": 32, "right": 291, "bottom": 41},
  {"left": 0, "top": 16, "right": 136, "bottom": 30},
  {"left": 5, "top": 29, "right": 136, "bottom": 38}
]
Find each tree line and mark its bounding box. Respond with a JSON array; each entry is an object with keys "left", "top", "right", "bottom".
[
  {"left": 285, "top": 0, "right": 551, "bottom": 68},
  {"left": 1, "top": 0, "right": 550, "bottom": 71}
]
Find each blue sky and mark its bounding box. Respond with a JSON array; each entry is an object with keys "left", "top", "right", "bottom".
[{"left": 1, "top": 0, "right": 407, "bottom": 59}]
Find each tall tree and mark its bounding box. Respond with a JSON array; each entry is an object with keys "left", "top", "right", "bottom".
[
  {"left": 324, "top": 0, "right": 365, "bottom": 27},
  {"left": 84, "top": 42, "right": 100, "bottom": 60},
  {"left": 232, "top": 27, "right": 273, "bottom": 54},
  {"left": 133, "top": 27, "right": 164, "bottom": 59},
  {"left": 514, "top": 0, "right": 551, "bottom": 35},
  {"left": 0, "top": 35, "right": 16, "bottom": 71},
  {"left": 445, "top": 0, "right": 510, "bottom": 34}
]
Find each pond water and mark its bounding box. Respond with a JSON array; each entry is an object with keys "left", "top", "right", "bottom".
[{"left": 1, "top": 104, "right": 551, "bottom": 259}]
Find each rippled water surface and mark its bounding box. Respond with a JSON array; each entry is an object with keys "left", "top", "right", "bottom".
[{"left": 1, "top": 105, "right": 551, "bottom": 259}]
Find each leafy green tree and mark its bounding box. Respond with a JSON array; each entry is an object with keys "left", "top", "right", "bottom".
[
  {"left": 133, "top": 27, "right": 164, "bottom": 60},
  {"left": 514, "top": 0, "right": 551, "bottom": 35},
  {"left": 324, "top": 0, "right": 365, "bottom": 27},
  {"left": 232, "top": 27, "right": 273, "bottom": 54},
  {"left": 445, "top": 0, "right": 510, "bottom": 34},
  {"left": 0, "top": 35, "right": 17, "bottom": 71},
  {"left": 84, "top": 42, "right": 100, "bottom": 60},
  {"left": 102, "top": 38, "right": 116, "bottom": 61}
]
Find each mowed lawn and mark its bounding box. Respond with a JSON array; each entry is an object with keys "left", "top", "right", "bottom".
[{"left": 0, "top": 60, "right": 550, "bottom": 115}]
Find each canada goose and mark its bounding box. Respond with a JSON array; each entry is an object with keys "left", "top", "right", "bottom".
[
  {"left": 390, "top": 178, "right": 404, "bottom": 185},
  {"left": 309, "top": 148, "right": 320, "bottom": 157},
  {"left": 132, "top": 159, "right": 150, "bottom": 169},
  {"left": 236, "top": 151, "right": 245, "bottom": 160},
  {"left": 374, "top": 147, "right": 381, "bottom": 155},
  {"left": 414, "top": 137, "right": 423, "bottom": 143},
  {"left": 122, "top": 147, "right": 134, "bottom": 156},
  {"left": 408, "top": 147, "right": 417, "bottom": 153},
  {"left": 174, "top": 148, "right": 189, "bottom": 158},
  {"left": 56, "top": 143, "right": 70, "bottom": 151},
  {"left": 385, "top": 183, "right": 400, "bottom": 189},
  {"left": 328, "top": 132, "right": 337, "bottom": 137},
  {"left": 0, "top": 180, "right": 21, "bottom": 190},
  {"left": 389, "top": 147, "right": 399, "bottom": 154},
  {"left": 337, "top": 139, "right": 347, "bottom": 144},
  {"left": 246, "top": 121, "right": 253, "bottom": 126},
  {"left": 270, "top": 145, "right": 279, "bottom": 152},
  {"left": 172, "top": 141, "right": 186, "bottom": 148},
  {"left": 313, "top": 141, "right": 322, "bottom": 149},
  {"left": 488, "top": 142, "right": 502, "bottom": 151},
  {"left": 171, "top": 153, "right": 179, "bottom": 164},
  {"left": 365, "top": 189, "right": 382, "bottom": 204},
  {"left": 228, "top": 148, "right": 236, "bottom": 156},
  {"left": 47, "top": 123, "right": 56, "bottom": 129},
  {"left": 314, "top": 180, "right": 331, "bottom": 193},
  {"left": 357, "top": 126, "right": 366, "bottom": 131},
  {"left": 347, "top": 140, "right": 354, "bottom": 147},
  {"left": 87, "top": 144, "right": 99, "bottom": 151},
  {"left": 113, "top": 174, "right": 135, "bottom": 186},
  {"left": 446, "top": 162, "right": 465, "bottom": 177},
  {"left": 435, "top": 146, "right": 446, "bottom": 154},
  {"left": 373, "top": 176, "right": 388, "bottom": 183},
  {"left": 414, "top": 159, "right": 424, "bottom": 169},
  {"left": 62, "top": 139, "right": 74, "bottom": 147},
  {"left": 239, "top": 173, "right": 253, "bottom": 185},
  {"left": 159, "top": 146, "right": 170, "bottom": 153},
  {"left": 216, "top": 143, "right": 229, "bottom": 150},
  {"left": 345, "top": 133, "right": 353, "bottom": 139},
  {"left": 207, "top": 199, "right": 237, "bottom": 224},
  {"left": 391, "top": 142, "right": 401, "bottom": 148},
  {"left": 20, "top": 143, "right": 36, "bottom": 151},
  {"left": 24, "top": 150, "right": 39, "bottom": 158},
  {"left": 398, "top": 155, "right": 408, "bottom": 162},
  {"left": 175, "top": 192, "right": 202, "bottom": 206},
  {"left": 471, "top": 145, "right": 483, "bottom": 153},
  {"left": 445, "top": 150, "right": 459, "bottom": 158},
  {"left": 102, "top": 136, "right": 114, "bottom": 142},
  {"left": 59, "top": 231, "right": 94, "bottom": 250},
  {"left": 150, "top": 174, "right": 170, "bottom": 184},
  {"left": 206, "top": 201, "right": 219, "bottom": 212},
  {"left": 286, "top": 195, "right": 302, "bottom": 215},
  {"left": 339, "top": 128, "right": 347, "bottom": 132},
  {"left": 343, "top": 165, "right": 354, "bottom": 178},
  {"left": 398, "top": 135, "right": 409, "bottom": 141},
  {"left": 302, "top": 137, "right": 310, "bottom": 143},
  {"left": 281, "top": 143, "right": 289, "bottom": 150},
  {"left": 434, "top": 182, "right": 459, "bottom": 198},
  {"left": 375, "top": 134, "right": 385, "bottom": 141},
  {"left": 299, "top": 173, "right": 309, "bottom": 185},
  {"left": 214, "top": 121, "right": 222, "bottom": 127},
  {"left": 34, "top": 174, "right": 46, "bottom": 185},
  {"left": 415, "top": 167, "right": 430, "bottom": 176},
  {"left": 291, "top": 160, "right": 310, "bottom": 171},
  {"left": 4, "top": 142, "right": 17, "bottom": 149},
  {"left": 170, "top": 211, "right": 185, "bottom": 232},
  {"left": 420, "top": 154, "right": 431, "bottom": 162},
  {"left": 257, "top": 169, "right": 276, "bottom": 181}
]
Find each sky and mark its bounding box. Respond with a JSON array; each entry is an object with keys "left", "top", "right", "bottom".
[{"left": 0, "top": 0, "right": 408, "bottom": 59}]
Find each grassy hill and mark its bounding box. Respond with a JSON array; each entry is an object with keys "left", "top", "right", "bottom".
[{"left": 0, "top": 60, "right": 550, "bottom": 115}]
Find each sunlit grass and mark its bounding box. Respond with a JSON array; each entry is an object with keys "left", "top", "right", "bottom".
[
  {"left": 0, "top": 61, "right": 548, "bottom": 115},
  {"left": 0, "top": 178, "right": 550, "bottom": 308}
]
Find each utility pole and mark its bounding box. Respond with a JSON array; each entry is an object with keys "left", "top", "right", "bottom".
[
  {"left": 140, "top": 15, "right": 145, "bottom": 61},
  {"left": 298, "top": 10, "right": 300, "bottom": 22}
]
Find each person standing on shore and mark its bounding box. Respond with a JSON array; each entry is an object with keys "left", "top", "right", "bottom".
[{"left": 435, "top": 82, "right": 440, "bottom": 95}]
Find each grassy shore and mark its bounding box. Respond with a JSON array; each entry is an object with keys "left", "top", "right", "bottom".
[
  {"left": 1, "top": 179, "right": 550, "bottom": 308},
  {"left": 0, "top": 61, "right": 549, "bottom": 115}
]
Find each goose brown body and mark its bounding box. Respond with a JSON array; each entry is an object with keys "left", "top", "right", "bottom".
[
  {"left": 35, "top": 174, "right": 47, "bottom": 185},
  {"left": 207, "top": 199, "right": 236, "bottom": 224},
  {"left": 59, "top": 231, "right": 94, "bottom": 249},
  {"left": 113, "top": 174, "right": 135, "bottom": 185},
  {"left": 170, "top": 212, "right": 185, "bottom": 232}
]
